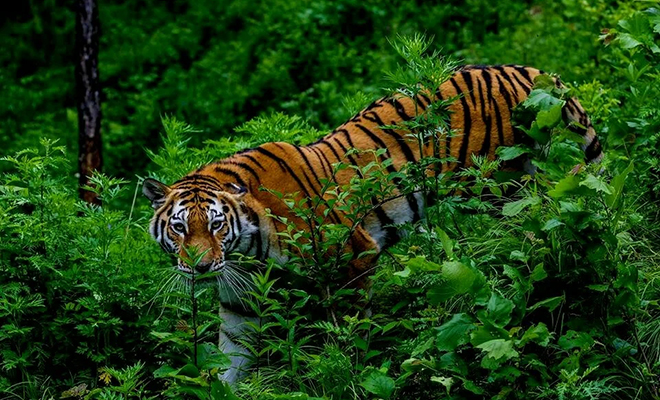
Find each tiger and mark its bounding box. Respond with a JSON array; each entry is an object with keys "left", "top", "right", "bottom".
[{"left": 143, "top": 65, "right": 603, "bottom": 383}]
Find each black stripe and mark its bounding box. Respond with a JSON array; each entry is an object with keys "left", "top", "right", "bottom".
[
  {"left": 252, "top": 212, "right": 263, "bottom": 260},
  {"left": 214, "top": 167, "right": 248, "bottom": 188},
  {"left": 435, "top": 87, "right": 444, "bottom": 101},
  {"left": 364, "top": 100, "right": 385, "bottom": 112},
  {"left": 460, "top": 71, "right": 478, "bottom": 110},
  {"left": 584, "top": 139, "right": 602, "bottom": 161},
  {"left": 417, "top": 93, "right": 431, "bottom": 108},
  {"left": 482, "top": 70, "right": 505, "bottom": 150},
  {"left": 254, "top": 147, "right": 313, "bottom": 200},
  {"left": 494, "top": 66, "right": 521, "bottom": 104},
  {"left": 363, "top": 111, "right": 418, "bottom": 162},
  {"left": 309, "top": 146, "right": 333, "bottom": 177},
  {"left": 450, "top": 78, "right": 473, "bottom": 165},
  {"left": 243, "top": 154, "right": 266, "bottom": 171},
  {"left": 332, "top": 137, "right": 364, "bottom": 178},
  {"left": 178, "top": 187, "right": 218, "bottom": 198},
  {"left": 227, "top": 201, "right": 241, "bottom": 232},
  {"left": 390, "top": 97, "right": 413, "bottom": 121},
  {"left": 228, "top": 161, "right": 261, "bottom": 183},
  {"left": 374, "top": 205, "right": 399, "bottom": 248},
  {"left": 354, "top": 123, "right": 420, "bottom": 221},
  {"left": 318, "top": 140, "right": 342, "bottom": 163},
  {"left": 510, "top": 70, "right": 531, "bottom": 95},
  {"left": 294, "top": 145, "right": 324, "bottom": 190},
  {"left": 495, "top": 74, "right": 514, "bottom": 111},
  {"left": 514, "top": 66, "right": 534, "bottom": 85},
  {"left": 337, "top": 129, "right": 357, "bottom": 149},
  {"left": 476, "top": 77, "right": 492, "bottom": 157},
  {"left": 271, "top": 144, "right": 341, "bottom": 223}
]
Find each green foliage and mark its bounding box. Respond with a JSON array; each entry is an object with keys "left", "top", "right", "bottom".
[{"left": 0, "top": 140, "right": 170, "bottom": 398}]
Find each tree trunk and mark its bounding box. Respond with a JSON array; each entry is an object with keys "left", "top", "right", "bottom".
[{"left": 76, "top": 0, "right": 102, "bottom": 205}]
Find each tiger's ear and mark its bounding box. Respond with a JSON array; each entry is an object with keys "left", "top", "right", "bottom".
[
  {"left": 223, "top": 182, "right": 247, "bottom": 197},
  {"left": 143, "top": 178, "right": 171, "bottom": 209}
]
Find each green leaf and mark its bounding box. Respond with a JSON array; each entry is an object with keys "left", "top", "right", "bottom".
[
  {"left": 485, "top": 292, "right": 514, "bottom": 328},
  {"left": 476, "top": 339, "right": 519, "bottom": 361},
  {"left": 360, "top": 370, "right": 395, "bottom": 399},
  {"left": 579, "top": 174, "right": 613, "bottom": 194},
  {"left": 530, "top": 264, "right": 547, "bottom": 282},
  {"left": 427, "top": 261, "right": 478, "bottom": 304},
  {"left": 549, "top": 175, "right": 593, "bottom": 198},
  {"left": 406, "top": 256, "right": 442, "bottom": 273},
  {"left": 605, "top": 162, "right": 633, "bottom": 209},
  {"left": 524, "top": 89, "right": 564, "bottom": 110},
  {"left": 536, "top": 102, "right": 564, "bottom": 129},
  {"left": 523, "top": 122, "right": 551, "bottom": 145},
  {"left": 437, "top": 228, "right": 454, "bottom": 259},
  {"left": 617, "top": 33, "right": 642, "bottom": 49},
  {"left": 436, "top": 313, "right": 475, "bottom": 352},
  {"left": 496, "top": 145, "right": 529, "bottom": 161},
  {"left": 502, "top": 196, "right": 541, "bottom": 217},
  {"left": 519, "top": 323, "right": 551, "bottom": 347},
  {"left": 558, "top": 330, "right": 594, "bottom": 350},
  {"left": 196, "top": 343, "right": 231, "bottom": 371},
  {"left": 209, "top": 381, "right": 242, "bottom": 400},
  {"left": 527, "top": 296, "right": 564, "bottom": 312},
  {"left": 532, "top": 74, "right": 557, "bottom": 90},
  {"left": 542, "top": 218, "right": 563, "bottom": 231}
]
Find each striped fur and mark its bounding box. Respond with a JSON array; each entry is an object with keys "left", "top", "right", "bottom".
[{"left": 144, "top": 64, "right": 602, "bottom": 292}]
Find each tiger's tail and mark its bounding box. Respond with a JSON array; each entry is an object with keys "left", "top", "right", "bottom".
[{"left": 561, "top": 95, "right": 603, "bottom": 164}]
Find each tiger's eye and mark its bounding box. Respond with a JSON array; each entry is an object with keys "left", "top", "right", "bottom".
[
  {"left": 172, "top": 223, "right": 186, "bottom": 233},
  {"left": 211, "top": 220, "right": 223, "bottom": 230}
]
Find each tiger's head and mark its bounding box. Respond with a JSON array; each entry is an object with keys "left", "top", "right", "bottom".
[{"left": 142, "top": 175, "right": 257, "bottom": 276}]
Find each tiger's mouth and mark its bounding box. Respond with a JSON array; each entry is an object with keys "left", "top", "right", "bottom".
[{"left": 176, "top": 261, "right": 226, "bottom": 276}]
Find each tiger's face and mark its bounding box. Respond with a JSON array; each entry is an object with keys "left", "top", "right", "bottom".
[{"left": 142, "top": 177, "right": 254, "bottom": 275}]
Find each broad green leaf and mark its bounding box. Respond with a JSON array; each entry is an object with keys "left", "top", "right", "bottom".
[
  {"left": 536, "top": 102, "right": 564, "bottom": 129},
  {"left": 542, "top": 218, "right": 563, "bottom": 231},
  {"left": 485, "top": 292, "right": 514, "bottom": 328},
  {"left": 437, "top": 228, "right": 454, "bottom": 259},
  {"left": 210, "top": 381, "right": 242, "bottom": 400},
  {"left": 406, "top": 256, "right": 442, "bottom": 273},
  {"left": 476, "top": 339, "right": 519, "bottom": 361},
  {"left": 527, "top": 296, "right": 564, "bottom": 312},
  {"left": 197, "top": 343, "right": 231, "bottom": 371},
  {"left": 436, "top": 313, "right": 475, "bottom": 352},
  {"left": 360, "top": 370, "right": 395, "bottom": 399},
  {"left": 558, "top": 330, "right": 594, "bottom": 350},
  {"left": 502, "top": 196, "right": 540, "bottom": 217},
  {"left": 427, "top": 261, "right": 478, "bottom": 304},
  {"left": 524, "top": 89, "right": 564, "bottom": 110},
  {"left": 605, "top": 162, "right": 633, "bottom": 209},
  {"left": 519, "top": 323, "right": 551, "bottom": 347},
  {"left": 617, "top": 33, "right": 642, "bottom": 49},
  {"left": 496, "top": 145, "right": 529, "bottom": 161},
  {"left": 530, "top": 264, "right": 547, "bottom": 282},
  {"left": 549, "top": 175, "right": 593, "bottom": 198},
  {"left": 523, "top": 122, "right": 551, "bottom": 145},
  {"left": 431, "top": 376, "right": 454, "bottom": 394},
  {"left": 532, "top": 74, "right": 556, "bottom": 90},
  {"left": 579, "top": 174, "right": 613, "bottom": 194}
]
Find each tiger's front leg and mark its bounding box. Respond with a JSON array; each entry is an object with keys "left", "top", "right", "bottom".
[
  {"left": 344, "top": 225, "right": 381, "bottom": 316},
  {"left": 217, "top": 305, "right": 258, "bottom": 384}
]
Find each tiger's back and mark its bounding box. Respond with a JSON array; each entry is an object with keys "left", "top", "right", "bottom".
[{"left": 187, "top": 65, "right": 602, "bottom": 256}]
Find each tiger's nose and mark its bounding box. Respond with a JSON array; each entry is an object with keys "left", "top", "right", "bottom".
[{"left": 195, "top": 262, "right": 212, "bottom": 274}]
